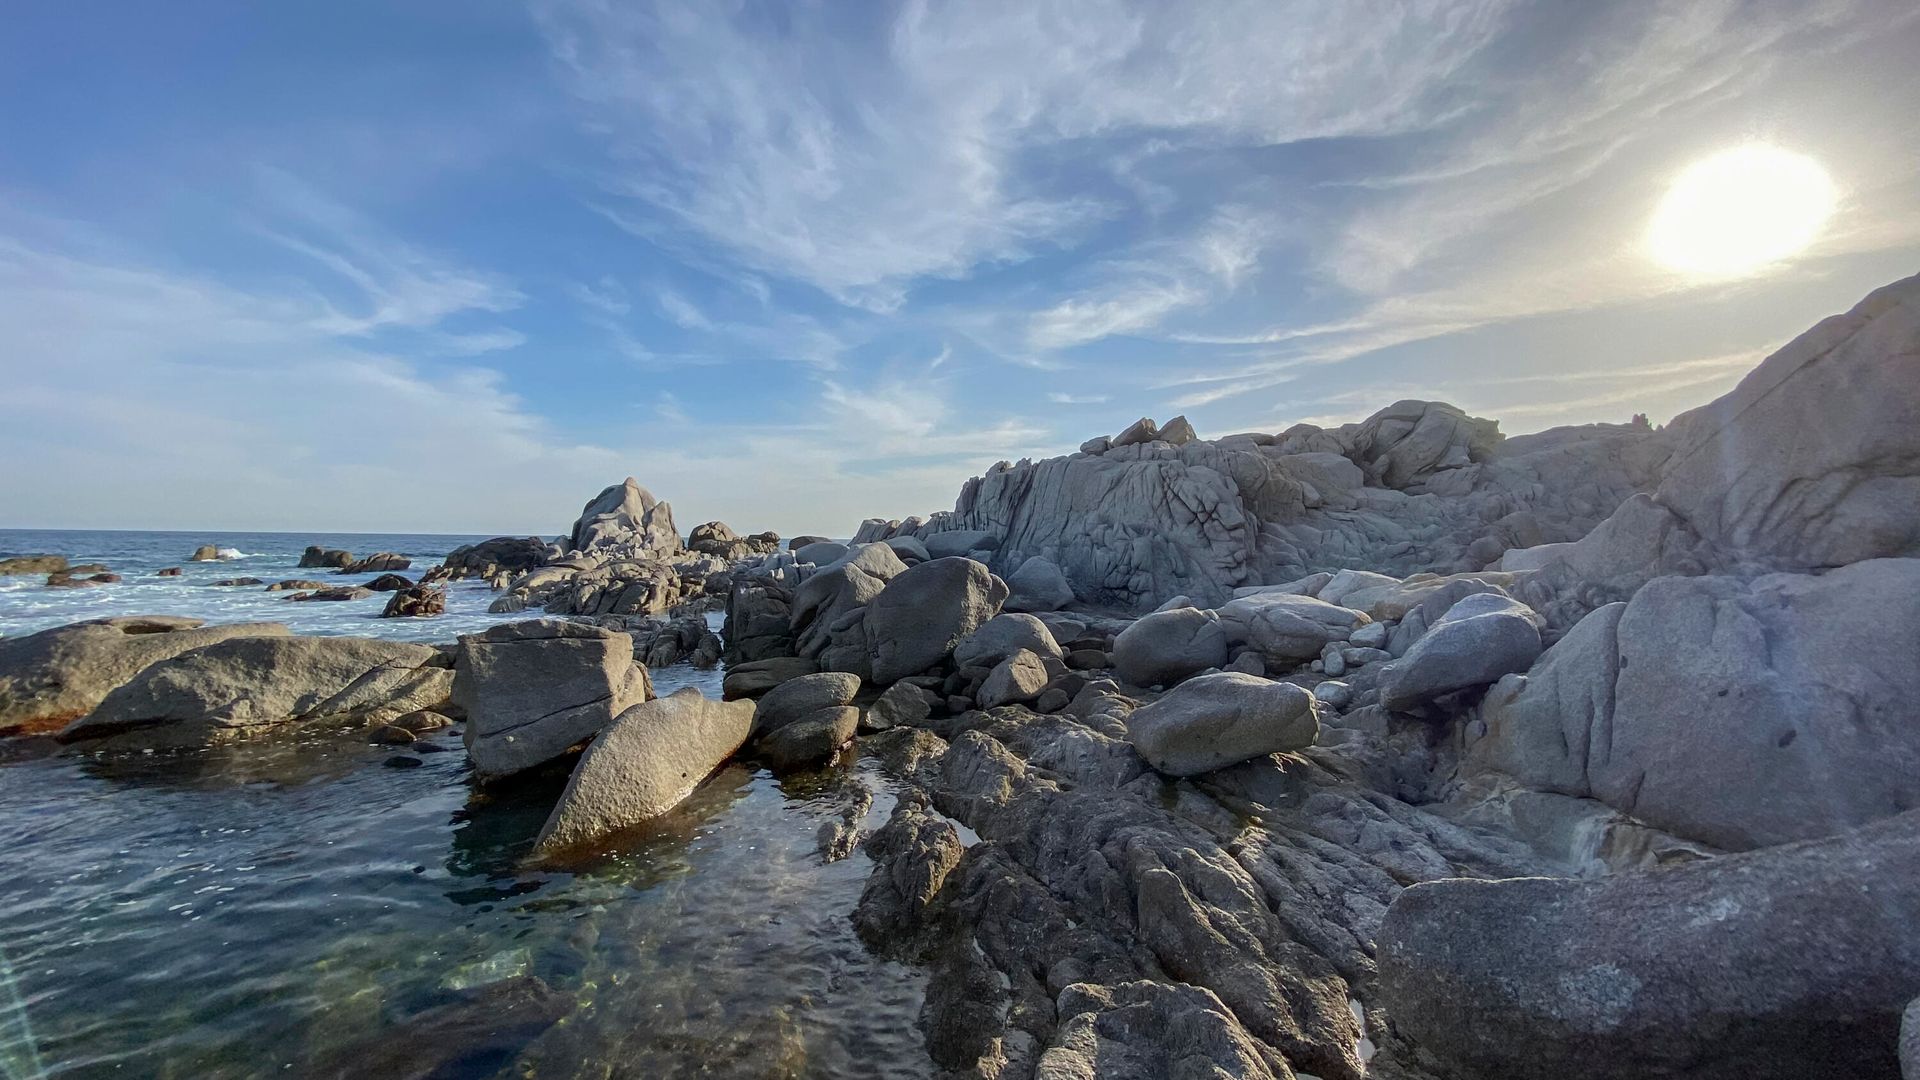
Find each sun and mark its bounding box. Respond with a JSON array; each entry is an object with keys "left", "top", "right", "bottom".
[{"left": 1647, "top": 144, "right": 1836, "bottom": 278}]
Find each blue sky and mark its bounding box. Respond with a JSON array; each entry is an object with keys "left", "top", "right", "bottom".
[{"left": 3, "top": 0, "right": 1918, "bottom": 536}]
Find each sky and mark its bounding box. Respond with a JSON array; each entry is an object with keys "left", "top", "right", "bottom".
[{"left": 3, "top": 0, "right": 1918, "bottom": 537}]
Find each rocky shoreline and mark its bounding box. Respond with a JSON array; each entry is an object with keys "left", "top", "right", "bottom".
[{"left": 3, "top": 272, "right": 1919, "bottom": 1077}]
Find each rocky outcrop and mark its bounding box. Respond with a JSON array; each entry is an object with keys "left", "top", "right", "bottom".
[
  {"left": 379, "top": 585, "right": 445, "bottom": 618},
  {"left": 439, "top": 536, "right": 551, "bottom": 580},
  {"left": 533, "top": 688, "right": 755, "bottom": 857},
  {"left": 62, "top": 636, "right": 453, "bottom": 748},
  {"left": 189, "top": 545, "right": 221, "bottom": 562},
  {"left": 299, "top": 546, "right": 354, "bottom": 569},
  {"left": 865, "top": 557, "right": 1008, "bottom": 684},
  {"left": 0, "top": 616, "right": 291, "bottom": 736},
  {"left": 1003, "top": 555, "right": 1075, "bottom": 612},
  {"left": 569, "top": 477, "right": 680, "bottom": 557},
  {"left": 0, "top": 554, "right": 66, "bottom": 575},
  {"left": 687, "top": 521, "right": 779, "bottom": 559},
  {"left": 339, "top": 552, "right": 411, "bottom": 574},
  {"left": 454, "top": 620, "right": 653, "bottom": 780},
  {"left": 1379, "top": 807, "right": 1920, "bottom": 1080},
  {"left": 1125, "top": 671, "right": 1319, "bottom": 775}
]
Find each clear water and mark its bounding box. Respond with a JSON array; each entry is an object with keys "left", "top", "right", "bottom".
[{"left": 0, "top": 531, "right": 930, "bottom": 1078}]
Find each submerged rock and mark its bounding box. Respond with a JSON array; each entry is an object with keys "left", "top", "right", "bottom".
[
  {"left": 0, "top": 616, "right": 291, "bottom": 736},
  {"left": 454, "top": 620, "right": 652, "bottom": 781},
  {"left": 1378, "top": 808, "right": 1920, "bottom": 1080},
  {"left": 534, "top": 688, "right": 754, "bottom": 856}
]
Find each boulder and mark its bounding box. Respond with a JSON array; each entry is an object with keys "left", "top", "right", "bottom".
[
  {"left": 923, "top": 530, "right": 1000, "bottom": 559},
  {"left": 210, "top": 577, "right": 265, "bottom": 588},
  {"left": 438, "top": 536, "right": 550, "bottom": 579},
  {"left": 864, "top": 681, "right": 933, "bottom": 732},
  {"left": 1378, "top": 808, "right": 1920, "bottom": 1080},
  {"left": 454, "top": 620, "right": 653, "bottom": 780},
  {"left": 0, "top": 555, "right": 66, "bottom": 575},
  {"left": 1124, "top": 671, "right": 1320, "bottom": 776},
  {"left": 952, "top": 613, "right": 1061, "bottom": 670},
  {"left": 289, "top": 586, "right": 372, "bottom": 602},
  {"left": 189, "top": 545, "right": 221, "bottom": 562},
  {"left": 1378, "top": 593, "right": 1542, "bottom": 711},
  {"left": 63, "top": 636, "right": 454, "bottom": 748},
  {"left": 978, "top": 649, "right": 1049, "bottom": 708},
  {"left": 298, "top": 546, "right": 354, "bottom": 569},
  {"left": 363, "top": 574, "right": 413, "bottom": 591},
  {"left": 1111, "top": 607, "right": 1228, "bottom": 687},
  {"left": 0, "top": 616, "right": 291, "bottom": 736},
  {"left": 752, "top": 671, "right": 861, "bottom": 734},
  {"left": 1110, "top": 417, "right": 1159, "bottom": 448},
  {"left": 759, "top": 705, "right": 858, "bottom": 770},
  {"left": 788, "top": 535, "right": 830, "bottom": 550},
  {"left": 155, "top": 567, "right": 182, "bottom": 577},
  {"left": 686, "top": 520, "right": 739, "bottom": 552},
  {"left": 882, "top": 536, "right": 931, "bottom": 565},
  {"left": 569, "top": 477, "right": 681, "bottom": 556},
  {"left": 533, "top": 688, "right": 755, "bottom": 856},
  {"left": 1158, "top": 414, "right": 1197, "bottom": 445},
  {"left": 1473, "top": 559, "right": 1920, "bottom": 850},
  {"left": 795, "top": 540, "right": 850, "bottom": 566},
  {"left": 790, "top": 543, "right": 908, "bottom": 664},
  {"left": 1004, "top": 555, "right": 1075, "bottom": 612},
  {"left": 721, "top": 656, "right": 819, "bottom": 700},
  {"left": 339, "top": 552, "right": 411, "bottom": 574},
  {"left": 1217, "top": 592, "right": 1369, "bottom": 666},
  {"left": 265, "top": 579, "right": 329, "bottom": 592},
  {"left": 864, "top": 558, "right": 1008, "bottom": 684},
  {"left": 380, "top": 586, "right": 446, "bottom": 618}
]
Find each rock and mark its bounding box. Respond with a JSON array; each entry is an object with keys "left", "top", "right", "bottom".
[
  {"left": 753, "top": 671, "right": 861, "bottom": 734},
  {"left": 1111, "top": 607, "right": 1228, "bottom": 687},
  {"left": 788, "top": 535, "right": 830, "bottom": 550},
  {"left": 453, "top": 620, "right": 653, "bottom": 781},
  {"left": 363, "top": 574, "right": 413, "bottom": 591},
  {"left": 210, "top": 577, "right": 265, "bottom": 588},
  {"left": 790, "top": 543, "right": 909, "bottom": 669},
  {"left": 569, "top": 477, "right": 681, "bottom": 556},
  {"left": 1110, "top": 416, "right": 1159, "bottom": 448},
  {"left": 298, "top": 546, "right": 354, "bottom": 569},
  {"left": 1040, "top": 981, "right": 1282, "bottom": 1080},
  {"left": 1159, "top": 414, "right": 1197, "bottom": 445},
  {"left": 1347, "top": 621, "right": 1389, "bottom": 649},
  {"left": 1378, "top": 593, "right": 1542, "bottom": 711},
  {"left": 865, "top": 681, "right": 933, "bottom": 732},
  {"left": 533, "top": 688, "right": 756, "bottom": 856},
  {"left": 1004, "top": 555, "right": 1075, "bottom": 612},
  {"left": 289, "top": 587, "right": 373, "bottom": 602},
  {"left": 438, "top": 536, "right": 550, "bottom": 580},
  {"left": 1378, "top": 808, "right": 1920, "bottom": 1080},
  {"left": 865, "top": 557, "right": 1008, "bottom": 684},
  {"left": 978, "top": 649, "right": 1049, "bottom": 708},
  {"left": 189, "top": 545, "right": 221, "bottom": 562},
  {"left": 758, "top": 705, "right": 858, "bottom": 770},
  {"left": 686, "top": 520, "right": 739, "bottom": 553},
  {"left": 1035, "top": 687, "right": 1071, "bottom": 713},
  {"left": 1312, "top": 680, "right": 1352, "bottom": 709},
  {"left": 1904, "top": 1000, "right": 1920, "bottom": 1080},
  {"left": 380, "top": 586, "right": 446, "bottom": 618},
  {"left": 923, "top": 530, "right": 1000, "bottom": 559},
  {"left": 370, "top": 723, "right": 417, "bottom": 745},
  {"left": 155, "top": 567, "right": 182, "bottom": 577},
  {"left": 795, "top": 540, "right": 850, "bottom": 566},
  {"left": 265, "top": 579, "right": 329, "bottom": 591},
  {"left": 45, "top": 573, "right": 114, "bottom": 589},
  {"left": 1124, "top": 671, "right": 1320, "bottom": 775},
  {"left": 339, "top": 552, "right": 411, "bottom": 574},
  {"left": 0, "top": 616, "right": 291, "bottom": 736},
  {"left": 952, "top": 613, "right": 1062, "bottom": 670},
  {"left": 1066, "top": 648, "right": 1109, "bottom": 671},
  {"left": 64, "top": 636, "right": 454, "bottom": 748},
  {"left": 721, "top": 656, "right": 819, "bottom": 699},
  {"left": 1473, "top": 558, "right": 1920, "bottom": 850},
  {"left": 0, "top": 555, "right": 66, "bottom": 575},
  {"left": 1217, "top": 592, "right": 1370, "bottom": 666},
  {"left": 391, "top": 709, "right": 453, "bottom": 734},
  {"left": 1079, "top": 436, "right": 1111, "bottom": 455},
  {"left": 300, "top": 976, "right": 573, "bottom": 1080},
  {"left": 1223, "top": 651, "right": 1265, "bottom": 677}
]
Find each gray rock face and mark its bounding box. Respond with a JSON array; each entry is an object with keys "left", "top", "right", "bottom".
[
  {"left": 1379, "top": 593, "right": 1542, "bottom": 711},
  {"left": 864, "top": 681, "right": 933, "bottom": 732},
  {"left": 339, "top": 552, "right": 411, "bottom": 574},
  {"left": 1111, "top": 607, "right": 1228, "bottom": 687},
  {"left": 923, "top": 530, "right": 1000, "bottom": 559},
  {"left": 568, "top": 476, "right": 681, "bottom": 556},
  {"left": 978, "top": 649, "right": 1049, "bottom": 708},
  {"left": 65, "top": 636, "right": 453, "bottom": 748},
  {"left": 794, "top": 540, "right": 850, "bottom": 566},
  {"left": 1473, "top": 558, "right": 1920, "bottom": 850},
  {"left": 1217, "top": 592, "right": 1369, "bottom": 666},
  {"left": 1379, "top": 808, "right": 1920, "bottom": 1080},
  {"left": 752, "top": 671, "right": 861, "bottom": 734},
  {"left": 1004, "top": 555, "right": 1075, "bottom": 612},
  {"left": 0, "top": 616, "right": 291, "bottom": 736},
  {"left": 720, "top": 656, "right": 817, "bottom": 699},
  {"left": 454, "top": 620, "right": 653, "bottom": 780},
  {"left": 533, "top": 689, "right": 754, "bottom": 856},
  {"left": 865, "top": 557, "right": 1008, "bottom": 685},
  {"left": 789, "top": 543, "right": 908, "bottom": 668},
  {"left": 952, "top": 613, "right": 1061, "bottom": 670},
  {"left": 1039, "top": 980, "right": 1284, "bottom": 1079},
  {"left": 1125, "top": 671, "right": 1319, "bottom": 776}
]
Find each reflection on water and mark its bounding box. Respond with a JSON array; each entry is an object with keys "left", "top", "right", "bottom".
[{"left": 0, "top": 663, "right": 928, "bottom": 1079}]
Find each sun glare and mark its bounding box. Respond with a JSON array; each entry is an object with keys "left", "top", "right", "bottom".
[{"left": 1647, "top": 144, "right": 1835, "bottom": 278}]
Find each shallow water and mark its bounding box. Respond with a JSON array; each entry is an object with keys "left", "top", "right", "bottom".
[
  {"left": 0, "top": 529, "right": 515, "bottom": 642},
  {"left": 0, "top": 541, "right": 932, "bottom": 1078}
]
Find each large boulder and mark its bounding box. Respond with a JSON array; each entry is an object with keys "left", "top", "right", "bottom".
[
  {"left": 1472, "top": 558, "right": 1920, "bottom": 851},
  {"left": 569, "top": 477, "right": 681, "bottom": 556},
  {"left": 759, "top": 706, "right": 859, "bottom": 770},
  {"left": 1004, "top": 555, "right": 1076, "bottom": 613},
  {"left": 789, "top": 543, "right": 909, "bottom": 664},
  {"left": 299, "top": 546, "right": 354, "bottom": 569},
  {"left": 1125, "top": 671, "right": 1320, "bottom": 776},
  {"left": 978, "top": 649, "right": 1050, "bottom": 708},
  {"left": 0, "top": 617, "right": 291, "bottom": 736},
  {"left": 454, "top": 620, "right": 653, "bottom": 781},
  {"left": 439, "top": 536, "right": 550, "bottom": 579},
  {"left": 380, "top": 585, "right": 446, "bottom": 618},
  {"left": 952, "top": 613, "right": 1061, "bottom": 670},
  {"left": 0, "top": 554, "right": 67, "bottom": 575},
  {"left": 533, "top": 688, "right": 754, "bottom": 856},
  {"left": 1216, "top": 592, "right": 1369, "bottom": 666},
  {"left": 923, "top": 530, "right": 999, "bottom": 559},
  {"left": 1111, "top": 607, "right": 1228, "bottom": 687},
  {"left": 1378, "top": 593, "right": 1542, "bottom": 711},
  {"left": 721, "top": 656, "right": 818, "bottom": 700},
  {"left": 752, "top": 672, "right": 861, "bottom": 734},
  {"left": 63, "top": 636, "right": 453, "bottom": 748},
  {"left": 864, "top": 558, "right": 1008, "bottom": 685},
  {"left": 1378, "top": 808, "right": 1920, "bottom": 1080},
  {"left": 339, "top": 552, "right": 411, "bottom": 574}
]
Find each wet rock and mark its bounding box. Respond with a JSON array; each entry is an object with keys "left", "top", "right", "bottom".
[
  {"left": 865, "top": 557, "right": 1008, "bottom": 684},
  {"left": 0, "top": 554, "right": 66, "bottom": 575},
  {"left": 0, "top": 616, "right": 291, "bottom": 737},
  {"left": 454, "top": 620, "right": 652, "bottom": 781},
  {"left": 1125, "top": 671, "right": 1319, "bottom": 776},
  {"left": 298, "top": 546, "right": 354, "bottom": 569},
  {"left": 155, "top": 566, "right": 182, "bottom": 576},
  {"left": 64, "top": 636, "right": 454, "bottom": 748},
  {"left": 210, "top": 577, "right": 265, "bottom": 587},
  {"left": 753, "top": 671, "right": 861, "bottom": 734},
  {"left": 189, "top": 544, "right": 221, "bottom": 561},
  {"left": 534, "top": 688, "right": 755, "bottom": 856},
  {"left": 1379, "top": 808, "right": 1920, "bottom": 1080},
  {"left": 300, "top": 976, "right": 573, "bottom": 1080},
  {"left": 759, "top": 705, "right": 858, "bottom": 770},
  {"left": 853, "top": 794, "right": 965, "bottom": 958},
  {"left": 370, "top": 724, "right": 417, "bottom": 745},
  {"left": 1111, "top": 607, "right": 1227, "bottom": 687},
  {"left": 289, "top": 586, "right": 373, "bottom": 602},
  {"left": 380, "top": 585, "right": 445, "bottom": 618},
  {"left": 265, "top": 579, "right": 329, "bottom": 591},
  {"left": 339, "top": 552, "right": 411, "bottom": 574},
  {"left": 437, "top": 536, "right": 551, "bottom": 580},
  {"left": 364, "top": 573, "right": 414, "bottom": 591}
]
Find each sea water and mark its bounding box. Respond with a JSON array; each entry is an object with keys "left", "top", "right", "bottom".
[{"left": 0, "top": 530, "right": 930, "bottom": 1078}]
